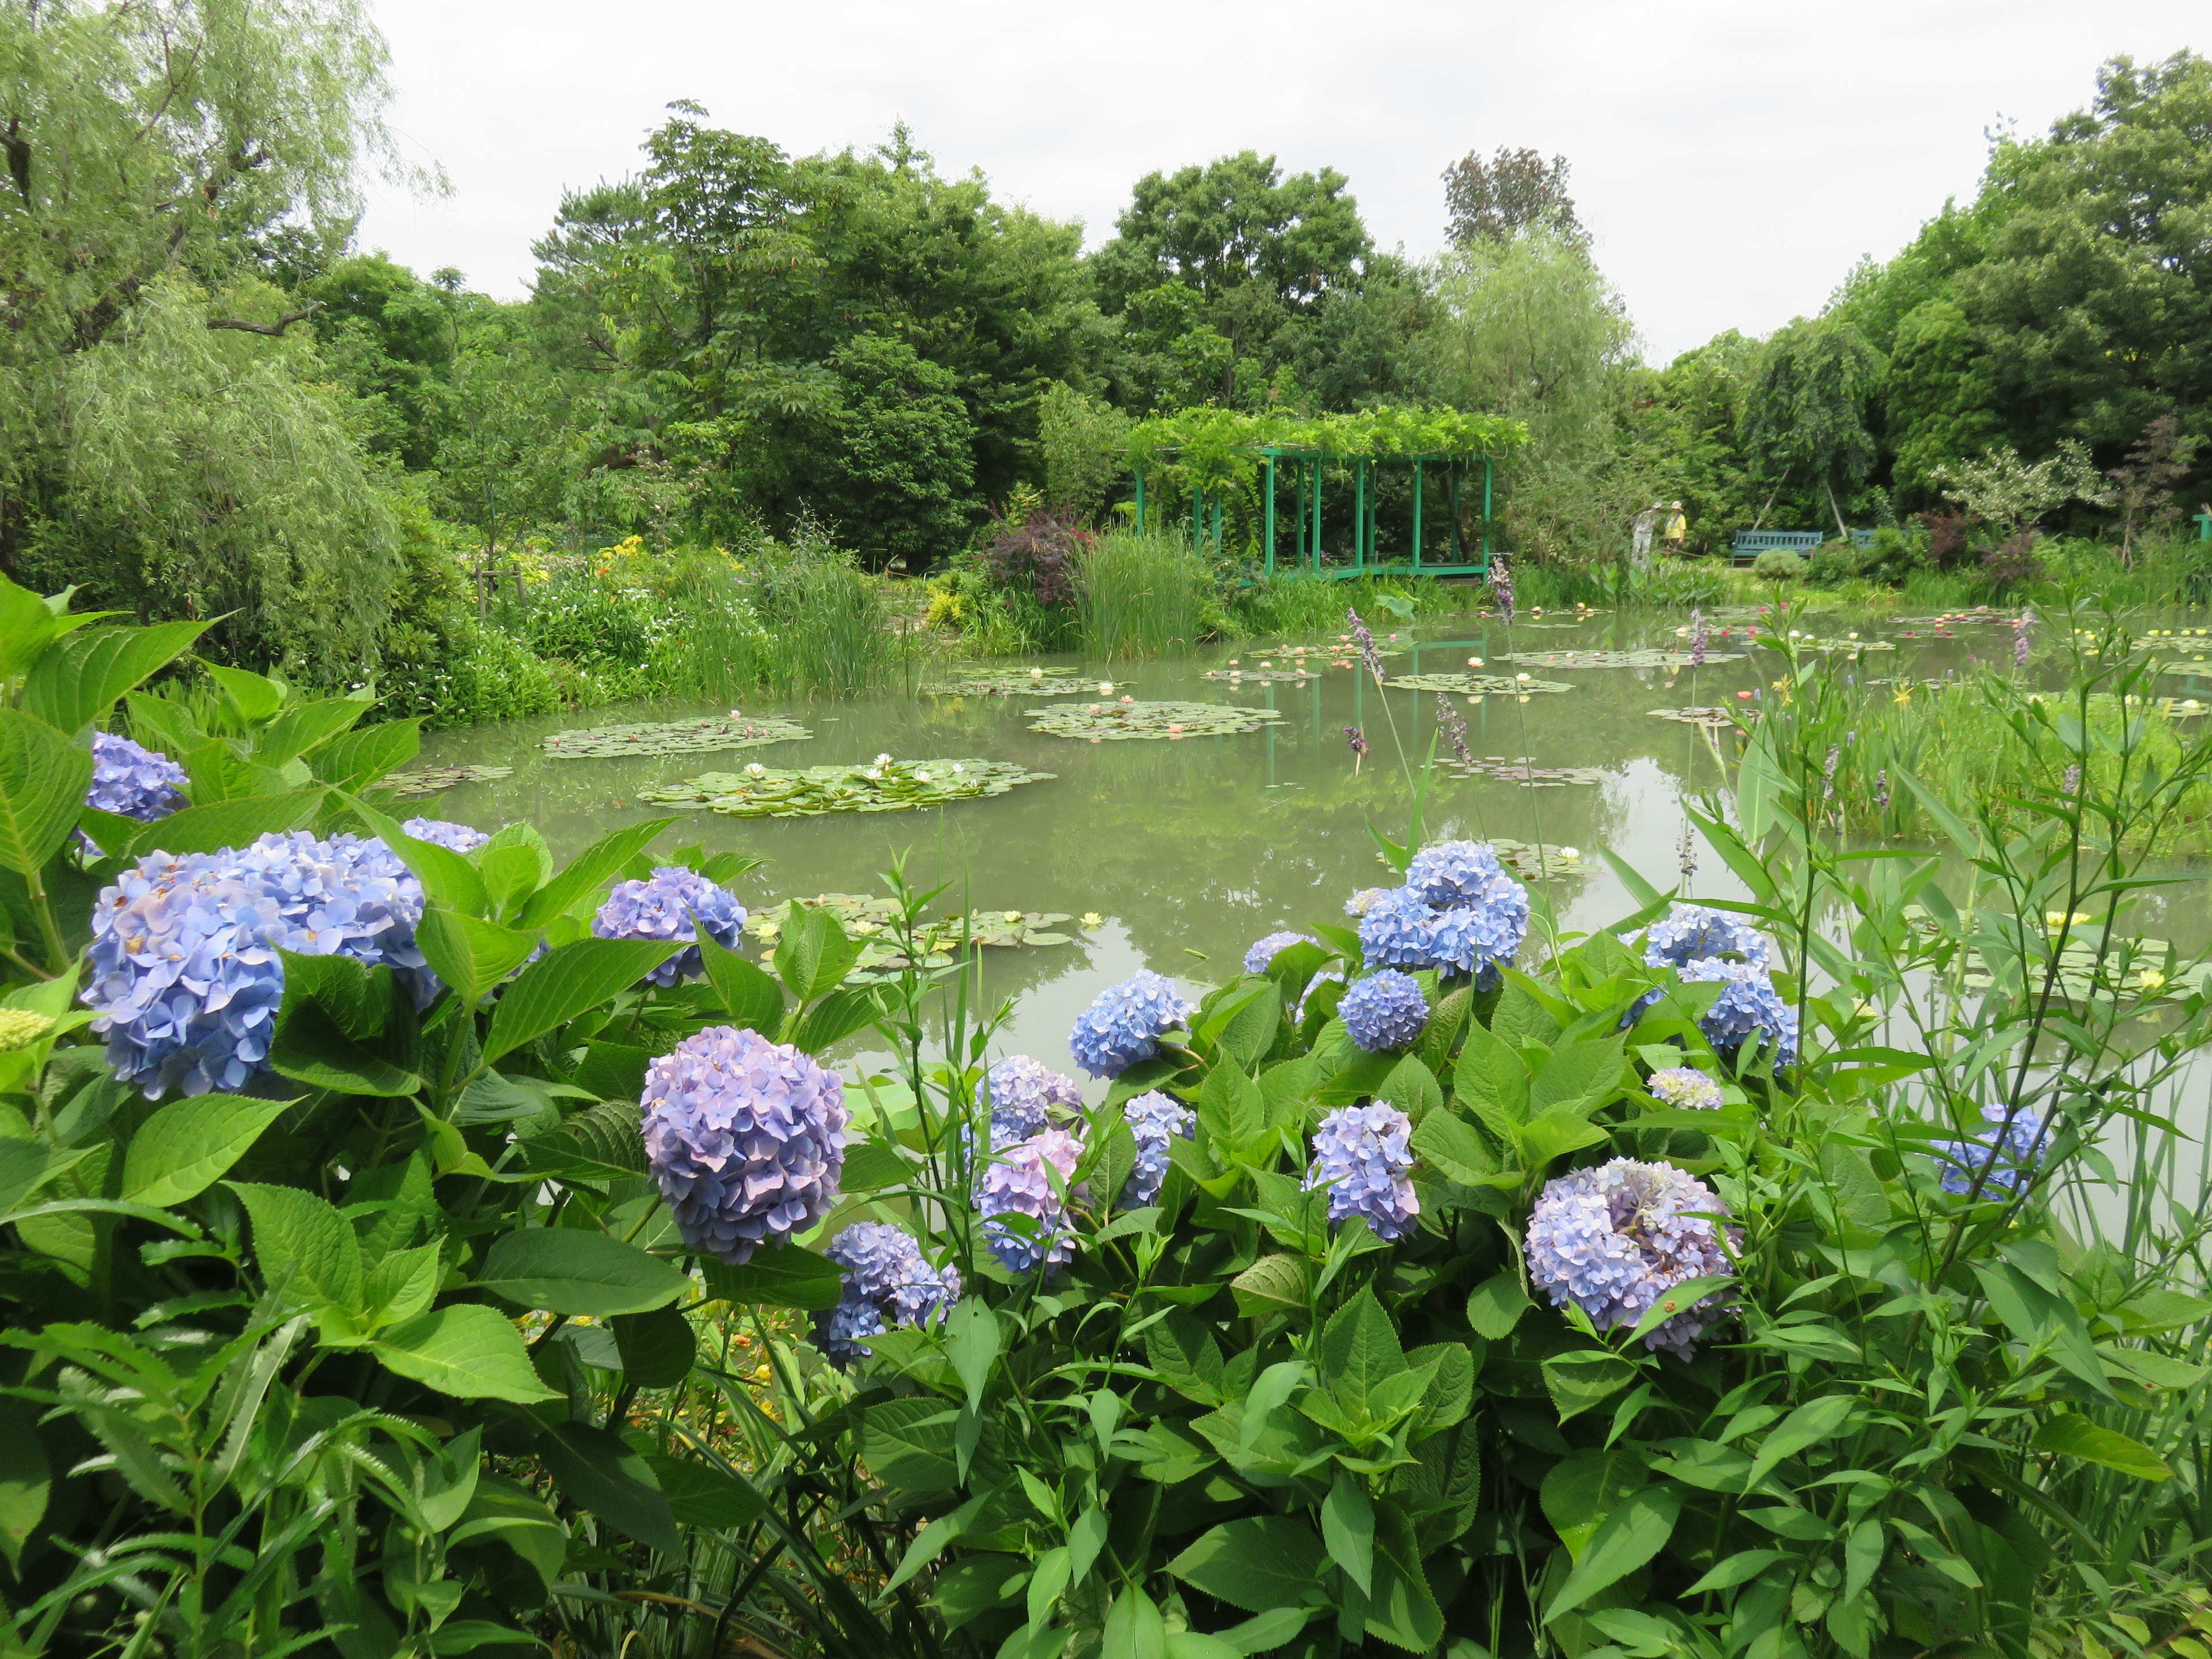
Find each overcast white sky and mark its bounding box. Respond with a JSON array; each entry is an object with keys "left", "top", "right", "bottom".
[{"left": 355, "top": 1, "right": 2203, "bottom": 365}]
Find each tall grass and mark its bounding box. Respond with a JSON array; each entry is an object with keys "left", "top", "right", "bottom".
[
  {"left": 1226, "top": 571, "right": 1469, "bottom": 637},
  {"left": 759, "top": 552, "right": 899, "bottom": 694},
  {"left": 1076, "top": 531, "right": 1209, "bottom": 658}
]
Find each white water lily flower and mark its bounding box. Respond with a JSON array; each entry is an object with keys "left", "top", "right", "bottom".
[
  {"left": 1097, "top": 682, "right": 1114, "bottom": 694},
  {"left": 747, "top": 763, "right": 767, "bottom": 777},
  {"left": 1515, "top": 672, "right": 1531, "bottom": 683},
  {"left": 875, "top": 752, "right": 892, "bottom": 766},
  {"left": 1559, "top": 846, "right": 1581, "bottom": 859},
  {"left": 1029, "top": 667, "right": 1044, "bottom": 677},
  {"left": 914, "top": 771, "right": 931, "bottom": 782}
]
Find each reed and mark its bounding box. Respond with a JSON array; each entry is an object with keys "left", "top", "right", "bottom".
[{"left": 1075, "top": 530, "right": 1209, "bottom": 658}]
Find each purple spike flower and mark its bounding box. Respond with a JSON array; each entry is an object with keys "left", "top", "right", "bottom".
[
  {"left": 1343, "top": 725, "right": 1369, "bottom": 773},
  {"left": 1346, "top": 607, "right": 1384, "bottom": 682},
  {"left": 593, "top": 866, "right": 748, "bottom": 987},
  {"left": 1525, "top": 1158, "right": 1737, "bottom": 1359},
  {"left": 1688, "top": 609, "right": 1707, "bottom": 669},
  {"left": 1305, "top": 1104, "right": 1419, "bottom": 1241},
  {"left": 1437, "top": 695, "right": 1474, "bottom": 768},
  {"left": 1488, "top": 556, "right": 1514, "bottom": 624},
  {"left": 641, "top": 1025, "right": 848, "bottom": 1264}
]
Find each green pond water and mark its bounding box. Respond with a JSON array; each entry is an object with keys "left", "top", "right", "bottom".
[{"left": 411, "top": 605, "right": 2209, "bottom": 1074}]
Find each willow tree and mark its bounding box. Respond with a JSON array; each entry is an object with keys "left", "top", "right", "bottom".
[
  {"left": 0, "top": 0, "right": 407, "bottom": 678},
  {"left": 1740, "top": 316, "right": 1886, "bottom": 538}
]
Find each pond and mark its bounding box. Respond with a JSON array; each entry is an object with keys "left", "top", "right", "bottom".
[{"left": 411, "top": 603, "right": 2207, "bottom": 1080}]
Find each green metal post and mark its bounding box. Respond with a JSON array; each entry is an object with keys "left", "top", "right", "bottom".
[
  {"left": 1311, "top": 460, "right": 1323, "bottom": 573},
  {"left": 1482, "top": 457, "right": 1494, "bottom": 570},
  {"left": 1211, "top": 492, "right": 1222, "bottom": 554},
  {"left": 1354, "top": 460, "right": 1366, "bottom": 572},
  {"left": 1412, "top": 459, "right": 1423, "bottom": 571},
  {"left": 1134, "top": 468, "right": 1145, "bottom": 533},
  {"left": 1450, "top": 469, "right": 1463, "bottom": 562},
  {"left": 1264, "top": 456, "right": 1277, "bottom": 579}
]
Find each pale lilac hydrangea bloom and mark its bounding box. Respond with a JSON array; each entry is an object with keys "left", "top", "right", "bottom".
[
  {"left": 400, "top": 816, "right": 490, "bottom": 854},
  {"left": 1305, "top": 1104, "right": 1419, "bottom": 1241},
  {"left": 1679, "top": 959, "right": 1799, "bottom": 1069},
  {"left": 593, "top": 866, "right": 748, "bottom": 987},
  {"left": 976, "top": 1054, "right": 1083, "bottom": 1148},
  {"left": 978, "top": 1126, "right": 1085, "bottom": 1273},
  {"left": 82, "top": 831, "right": 433, "bottom": 1097},
  {"left": 816, "top": 1221, "right": 961, "bottom": 1364},
  {"left": 1647, "top": 1066, "right": 1724, "bottom": 1111},
  {"left": 1339, "top": 971, "right": 1429, "bottom": 1051},
  {"left": 1120, "top": 1090, "right": 1194, "bottom": 1208},
  {"left": 87, "top": 732, "right": 186, "bottom": 824},
  {"left": 1936, "top": 1104, "right": 2047, "bottom": 1196},
  {"left": 1069, "top": 970, "right": 1190, "bottom": 1078},
  {"left": 1244, "top": 931, "right": 1317, "bottom": 975},
  {"left": 1643, "top": 904, "right": 1771, "bottom": 970},
  {"left": 1525, "top": 1157, "right": 1737, "bottom": 1359},
  {"left": 641, "top": 1025, "right": 848, "bottom": 1264}
]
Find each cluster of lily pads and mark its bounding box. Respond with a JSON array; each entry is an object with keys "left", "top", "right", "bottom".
[
  {"left": 1446, "top": 755, "right": 1609, "bottom": 788},
  {"left": 383, "top": 763, "right": 513, "bottom": 797},
  {"left": 922, "top": 667, "right": 1120, "bottom": 698},
  {"left": 639, "top": 757, "right": 1052, "bottom": 817},
  {"left": 540, "top": 715, "right": 812, "bottom": 758},
  {"left": 1503, "top": 647, "right": 1745, "bottom": 670},
  {"left": 1649, "top": 706, "right": 1739, "bottom": 730},
  {"left": 1385, "top": 672, "right": 1573, "bottom": 696},
  {"left": 1025, "top": 699, "right": 1285, "bottom": 741},
  {"left": 744, "top": 893, "right": 1077, "bottom": 982}
]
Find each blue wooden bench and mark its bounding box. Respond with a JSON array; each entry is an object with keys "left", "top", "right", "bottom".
[{"left": 1730, "top": 529, "right": 1877, "bottom": 565}]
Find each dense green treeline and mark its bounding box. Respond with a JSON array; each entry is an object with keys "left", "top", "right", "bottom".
[{"left": 4, "top": 1, "right": 2210, "bottom": 721}]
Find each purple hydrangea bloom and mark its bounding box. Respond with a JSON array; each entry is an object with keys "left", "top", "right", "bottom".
[
  {"left": 976, "top": 1054, "right": 1083, "bottom": 1148},
  {"left": 1120, "top": 1090, "right": 1194, "bottom": 1208},
  {"left": 1244, "top": 931, "right": 1317, "bottom": 975},
  {"left": 641, "top": 1025, "right": 848, "bottom": 1264},
  {"left": 82, "top": 831, "right": 435, "bottom": 1097},
  {"left": 1358, "top": 886, "right": 1442, "bottom": 969},
  {"left": 1648, "top": 1066, "right": 1724, "bottom": 1111},
  {"left": 88, "top": 732, "right": 186, "bottom": 823},
  {"left": 1643, "top": 904, "right": 1771, "bottom": 971},
  {"left": 1936, "top": 1104, "right": 2047, "bottom": 1196},
  {"left": 1680, "top": 959, "right": 1799, "bottom": 1069},
  {"left": 1069, "top": 970, "right": 1190, "bottom": 1079},
  {"left": 1339, "top": 971, "right": 1429, "bottom": 1051},
  {"left": 593, "top": 866, "right": 748, "bottom": 987},
  {"left": 816, "top": 1221, "right": 962, "bottom": 1364},
  {"left": 1357, "top": 845, "right": 1529, "bottom": 987},
  {"left": 1525, "top": 1158, "right": 1737, "bottom": 1359},
  {"left": 1305, "top": 1104, "right": 1419, "bottom": 1241},
  {"left": 401, "top": 816, "right": 490, "bottom": 854},
  {"left": 978, "top": 1126, "right": 1085, "bottom": 1274}
]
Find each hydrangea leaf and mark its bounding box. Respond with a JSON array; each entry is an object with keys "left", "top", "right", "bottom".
[
  {"left": 120, "top": 1096, "right": 291, "bottom": 1207},
  {"left": 1366, "top": 1501, "right": 1445, "bottom": 1652},
  {"left": 519, "top": 819, "right": 676, "bottom": 930},
  {"left": 613, "top": 1305, "right": 698, "bottom": 1388},
  {"left": 1541, "top": 1350, "right": 1638, "bottom": 1424},
  {"left": 477, "top": 1229, "right": 690, "bottom": 1317},
  {"left": 310, "top": 719, "right": 421, "bottom": 793},
  {"left": 1319, "top": 1287, "right": 1407, "bottom": 1419},
  {"left": 1465, "top": 1274, "right": 1531, "bottom": 1339},
  {"left": 483, "top": 938, "right": 683, "bottom": 1065},
  {"left": 229, "top": 1181, "right": 364, "bottom": 1332},
  {"left": 1543, "top": 1485, "right": 1683, "bottom": 1622},
  {"left": 698, "top": 1247, "right": 844, "bottom": 1311},
  {"left": 0, "top": 710, "right": 93, "bottom": 874},
  {"left": 1410, "top": 1110, "right": 1502, "bottom": 1190},
  {"left": 370, "top": 1303, "right": 560, "bottom": 1404},
  {"left": 1166, "top": 1516, "right": 1327, "bottom": 1614},
  {"left": 21, "top": 620, "right": 210, "bottom": 737},
  {"left": 775, "top": 905, "right": 861, "bottom": 1002},
  {"left": 414, "top": 908, "right": 538, "bottom": 1012},
  {"left": 1320, "top": 1470, "right": 1374, "bottom": 1593},
  {"left": 536, "top": 1421, "right": 680, "bottom": 1551},
  {"left": 698, "top": 938, "right": 785, "bottom": 1035}
]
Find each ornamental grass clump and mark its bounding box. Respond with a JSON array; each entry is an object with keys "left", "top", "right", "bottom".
[
  {"left": 593, "top": 865, "right": 747, "bottom": 986},
  {"left": 640, "top": 1024, "right": 847, "bottom": 1263}
]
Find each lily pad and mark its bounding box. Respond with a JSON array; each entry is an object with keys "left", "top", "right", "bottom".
[
  {"left": 923, "top": 668, "right": 1121, "bottom": 698},
  {"left": 638, "top": 757, "right": 1051, "bottom": 817},
  {"left": 1758, "top": 635, "right": 1895, "bottom": 653},
  {"left": 385, "top": 764, "right": 513, "bottom": 797},
  {"left": 1385, "top": 673, "right": 1574, "bottom": 695},
  {"left": 1503, "top": 649, "right": 1745, "bottom": 669},
  {"left": 1027, "top": 700, "right": 1286, "bottom": 741},
  {"left": 1490, "top": 839, "right": 1593, "bottom": 881},
  {"left": 1200, "top": 665, "right": 1328, "bottom": 684},
  {"left": 1446, "top": 755, "right": 1609, "bottom": 787},
  {"left": 1649, "top": 707, "right": 1738, "bottom": 730},
  {"left": 542, "top": 716, "right": 812, "bottom": 759},
  {"left": 746, "top": 893, "right": 1077, "bottom": 983}
]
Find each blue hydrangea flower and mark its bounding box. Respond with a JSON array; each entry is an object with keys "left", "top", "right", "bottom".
[
  {"left": 976, "top": 1054, "right": 1083, "bottom": 1148},
  {"left": 593, "top": 866, "right": 748, "bottom": 987},
  {"left": 641, "top": 1025, "right": 848, "bottom": 1264},
  {"left": 1648, "top": 1066, "right": 1724, "bottom": 1111},
  {"left": 1935, "top": 1104, "right": 2047, "bottom": 1196},
  {"left": 1643, "top": 904, "right": 1772, "bottom": 970},
  {"left": 87, "top": 732, "right": 186, "bottom": 824},
  {"left": 1340, "top": 971, "right": 1429, "bottom": 1051},
  {"left": 1120, "top": 1090, "right": 1194, "bottom": 1207},
  {"left": 1069, "top": 970, "right": 1190, "bottom": 1078},
  {"left": 1358, "top": 886, "right": 1445, "bottom": 970},
  {"left": 1406, "top": 840, "right": 1509, "bottom": 907},
  {"left": 1525, "top": 1158, "right": 1737, "bottom": 1359},
  {"left": 1356, "top": 845, "right": 1529, "bottom": 987},
  {"left": 1680, "top": 959, "right": 1799, "bottom": 1069},
  {"left": 1243, "top": 931, "right": 1316, "bottom": 974},
  {"left": 816, "top": 1220, "right": 962, "bottom": 1364},
  {"left": 977, "top": 1126, "right": 1085, "bottom": 1274},
  {"left": 82, "top": 832, "right": 435, "bottom": 1097},
  {"left": 401, "top": 816, "right": 490, "bottom": 853},
  {"left": 1305, "top": 1104, "right": 1419, "bottom": 1241}
]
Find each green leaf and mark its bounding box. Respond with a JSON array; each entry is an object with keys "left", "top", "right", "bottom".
[
  {"left": 1529, "top": 1036, "right": 1626, "bottom": 1118},
  {"left": 0, "top": 1141, "right": 84, "bottom": 1217},
  {"left": 1377, "top": 1053, "right": 1442, "bottom": 1120},
  {"left": 613, "top": 1305, "right": 697, "bottom": 1387},
  {"left": 1211, "top": 982, "right": 1281, "bottom": 1070},
  {"left": 1541, "top": 1449, "right": 1650, "bottom": 1559},
  {"left": 113, "top": 790, "right": 322, "bottom": 859},
  {"left": 483, "top": 938, "right": 683, "bottom": 1064},
  {"left": 1197, "top": 1059, "right": 1266, "bottom": 1154},
  {"left": 1453, "top": 1018, "right": 1528, "bottom": 1139},
  {"left": 370, "top": 1304, "right": 560, "bottom": 1404},
  {"left": 1321, "top": 1468, "right": 1374, "bottom": 1593},
  {"left": 1514, "top": 1108, "right": 1612, "bottom": 1169},
  {"left": 521, "top": 1101, "right": 648, "bottom": 1182},
  {"left": 1541, "top": 1349, "right": 1638, "bottom": 1422},
  {"left": 0, "top": 710, "right": 91, "bottom": 874},
  {"left": 20, "top": 620, "right": 210, "bottom": 737},
  {"left": 1103, "top": 1584, "right": 1167, "bottom": 1659},
  {"left": 0, "top": 1401, "right": 50, "bottom": 1570},
  {"left": 230, "top": 1181, "right": 363, "bottom": 1320},
  {"left": 699, "top": 936, "right": 785, "bottom": 1033},
  {"left": 1168, "top": 1516, "right": 1327, "bottom": 1613},
  {"left": 643, "top": 1453, "right": 766, "bottom": 1528},
  {"left": 1366, "top": 1500, "right": 1444, "bottom": 1653},
  {"left": 206, "top": 664, "right": 286, "bottom": 724},
  {"left": 698, "top": 1245, "right": 843, "bottom": 1310},
  {"left": 775, "top": 905, "right": 861, "bottom": 1001},
  {"left": 1465, "top": 1273, "right": 1531, "bottom": 1339},
  {"left": 946, "top": 1298, "right": 1000, "bottom": 1407},
  {"left": 1320, "top": 1287, "right": 1407, "bottom": 1419},
  {"left": 1744, "top": 1393, "right": 1862, "bottom": 1491},
  {"left": 122, "top": 1096, "right": 292, "bottom": 1206},
  {"left": 353, "top": 800, "right": 488, "bottom": 915},
  {"left": 477, "top": 1229, "right": 690, "bottom": 1316},
  {"left": 417, "top": 907, "right": 540, "bottom": 1009},
  {"left": 0, "top": 579, "right": 70, "bottom": 681},
  {"left": 1207, "top": 1608, "right": 1315, "bottom": 1656},
  {"left": 2032, "top": 1413, "right": 2172, "bottom": 1480},
  {"left": 1411, "top": 1109, "right": 1501, "bottom": 1187},
  {"left": 1625, "top": 1275, "right": 1736, "bottom": 1347},
  {"left": 269, "top": 999, "right": 419, "bottom": 1097},
  {"left": 1229, "top": 1252, "right": 1312, "bottom": 1316},
  {"left": 788, "top": 985, "right": 881, "bottom": 1055},
  {"left": 517, "top": 818, "right": 675, "bottom": 929},
  {"left": 310, "top": 719, "right": 421, "bottom": 793},
  {"left": 1544, "top": 1484, "right": 1683, "bottom": 1622},
  {"left": 537, "top": 1421, "right": 680, "bottom": 1552},
  {"left": 252, "top": 696, "right": 369, "bottom": 768}
]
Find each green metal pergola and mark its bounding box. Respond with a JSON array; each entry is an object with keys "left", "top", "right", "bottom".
[{"left": 1131, "top": 447, "right": 1496, "bottom": 579}]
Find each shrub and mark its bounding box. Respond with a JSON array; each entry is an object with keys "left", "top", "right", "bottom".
[
  {"left": 1752, "top": 546, "right": 1806, "bottom": 581},
  {"left": 983, "top": 502, "right": 1093, "bottom": 608},
  {"left": 1982, "top": 527, "right": 2044, "bottom": 589}
]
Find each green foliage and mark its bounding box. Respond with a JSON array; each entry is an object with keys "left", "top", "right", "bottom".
[
  {"left": 1741, "top": 315, "right": 1886, "bottom": 537},
  {"left": 1075, "top": 533, "right": 1214, "bottom": 660},
  {"left": 1752, "top": 547, "right": 1808, "bottom": 582}
]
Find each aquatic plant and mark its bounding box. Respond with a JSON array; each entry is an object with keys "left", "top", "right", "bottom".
[
  {"left": 541, "top": 714, "right": 810, "bottom": 758},
  {"left": 640, "top": 757, "right": 1052, "bottom": 816},
  {"left": 1026, "top": 699, "right": 1285, "bottom": 741}
]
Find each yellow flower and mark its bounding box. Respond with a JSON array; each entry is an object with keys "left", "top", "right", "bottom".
[
  {"left": 1893, "top": 685, "right": 1912, "bottom": 706},
  {"left": 2044, "top": 911, "right": 2093, "bottom": 930},
  {"left": 1004, "top": 911, "right": 1023, "bottom": 923},
  {"left": 0, "top": 1009, "right": 55, "bottom": 1052},
  {"left": 2135, "top": 968, "right": 2168, "bottom": 992},
  {"left": 1081, "top": 912, "right": 1103, "bottom": 929}
]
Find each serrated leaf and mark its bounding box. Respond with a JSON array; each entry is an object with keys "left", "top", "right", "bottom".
[
  {"left": 699, "top": 1246, "right": 843, "bottom": 1310},
  {"left": 121, "top": 1096, "right": 291, "bottom": 1207},
  {"left": 478, "top": 1229, "right": 690, "bottom": 1316},
  {"left": 0, "top": 710, "right": 91, "bottom": 874},
  {"left": 21, "top": 621, "right": 209, "bottom": 736},
  {"left": 699, "top": 937, "right": 785, "bottom": 1034},
  {"left": 372, "top": 1304, "right": 560, "bottom": 1404},
  {"left": 483, "top": 938, "right": 683, "bottom": 1064}
]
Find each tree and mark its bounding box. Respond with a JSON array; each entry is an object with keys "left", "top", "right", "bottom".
[
  {"left": 1926, "top": 441, "right": 2110, "bottom": 539},
  {"left": 794, "top": 334, "right": 977, "bottom": 570},
  {"left": 1740, "top": 317, "right": 1885, "bottom": 537},
  {"left": 1441, "top": 146, "right": 1582, "bottom": 247},
  {"left": 2104, "top": 411, "right": 2203, "bottom": 559}
]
